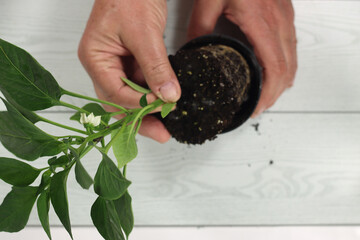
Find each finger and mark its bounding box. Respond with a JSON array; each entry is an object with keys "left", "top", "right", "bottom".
[
  {"left": 138, "top": 115, "right": 171, "bottom": 143},
  {"left": 251, "top": 67, "right": 284, "bottom": 118},
  {"left": 277, "top": 1, "right": 298, "bottom": 88},
  {"left": 250, "top": 32, "right": 288, "bottom": 117},
  {"left": 280, "top": 34, "right": 297, "bottom": 89},
  {"left": 92, "top": 65, "right": 158, "bottom": 109},
  {"left": 124, "top": 28, "right": 181, "bottom": 103},
  {"left": 264, "top": 31, "right": 297, "bottom": 109},
  {"left": 260, "top": 0, "right": 297, "bottom": 109},
  {"left": 187, "top": 0, "right": 224, "bottom": 40},
  {"left": 94, "top": 83, "right": 157, "bottom": 114},
  {"left": 78, "top": 39, "right": 158, "bottom": 109},
  {"left": 229, "top": 13, "right": 290, "bottom": 117},
  {"left": 130, "top": 63, "right": 146, "bottom": 86}
]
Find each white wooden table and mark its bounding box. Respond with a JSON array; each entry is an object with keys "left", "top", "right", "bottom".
[
  {"left": 1, "top": 0, "right": 360, "bottom": 239},
  {"left": 1, "top": 226, "right": 360, "bottom": 240}
]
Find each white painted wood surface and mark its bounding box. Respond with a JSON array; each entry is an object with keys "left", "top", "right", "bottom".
[
  {"left": 0, "top": 0, "right": 360, "bottom": 236},
  {"left": 3, "top": 227, "right": 360, "bottom": 240},
  {"left": 1, "top": 0, "right": 359, "bottom": 111}
]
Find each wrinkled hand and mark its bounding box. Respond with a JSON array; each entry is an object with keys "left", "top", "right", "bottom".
[
  {"left": 78, "top": 0, "right": 181, "bottom": 143},
  {"left": 187, "top": 0, "right": 297, "bottom": 117}
]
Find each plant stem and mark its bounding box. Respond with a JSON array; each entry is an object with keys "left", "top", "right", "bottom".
[
  {"left": 129, "top": 107, "right": 149, "bottom": 133},
  {"left": 123, "top": 165, "right": 127, "bottom": 177},
  {"left": 135, "top": 119, "right": 142, "bottom": 135},
  {"left": 129, "top": 99, "right": 163, "bottom": 133},
  {"left": 59, "top": 101, "right": 86, "bottom": 113},
  {"left": 104, "top": 124, "right": 126, "bottom": 153},
  {"left": 87, "top": 118, "right": 125, "bottom": 142},
  {"left": 77, "top": 139, "right": 90, "bottom": 156},
  {"left": 84, "top": 99, "right": 163, "bottom": 143},
  {"left": 109, "top": 111, "right": 126, "bottom": 117},
  {"left": 39, "top": 167, "right": 50, "bottom": 171},
  {"left": 59, "top": 101, "right": 108, "bottom": 126},
  {"left": 38, "top": 115, "right": 87, "bottom": 135},
  {"left": 121, "top": 77, "right": 152, "bottom": 94},
  {"left": 101, "top": 138, "right": 105, "bottom": 148},
  {"left": 55, "top": 135, "right": 85, "bottom": 141},
  {"left": 61, "top": 88, "right": 129, "bottom": 113},
  {"left": 79, "top": 145, "right": 94, "bottom": 159}
]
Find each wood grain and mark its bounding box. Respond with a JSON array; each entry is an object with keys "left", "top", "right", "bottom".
[
  {"left": 0, "top": 112, "right": 359, "bottom": 225},
  {"left": 0, "top": 0, "right": 360, "bottom": 229},
  {"left": 0, "top": 1, "right": 359, "bottom": 111},
  {"left": 4, "top": 226, "right": 360, "bottom": 240}
]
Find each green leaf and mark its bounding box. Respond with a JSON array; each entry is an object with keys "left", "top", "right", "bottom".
[
  {"left": 1, "top": 89, "right": 41, "bottom": 124},
  {"left": 48, "top": 155, "right": 69, "bottom": 166},
  {"left": 37, "top": 190, "right": 52, "bottom": 240},
  {"left": 50, "top": 169, "right": 73, "bottom": 239},
  {"left": 161, "top": 102, "right": 176, "bottom": 118},
  {"left": 38, "top": 170, "right": 52, "bottom": 194},
  {"left": 68, "top": 147, "right": 93, "bottom": 190},
  {"left": 94, "top": 152, "right": 131, "bottom": 200},
  {"left": 121, "top": 77, "right": 151, "bottom": 94},
  {"left": 0, "top": 157, "right": 42, "bottom": 186},
  {"left": 112, "top": 124, "right": 138, "bottom": 168},
  {"left": 139, "top": 94, "right": 148, "bottom": 107},
  {"left": 0, "top": 186, "right": 38, "bottom": 232},
  {"left": 75, "top": 160, "right": 93, "bottom": 190},
  {"left": 0, "top": 98, "right": 65, "bottom": 160},
  {"left": 91, "top": 197, "right": 125, "bottom": 240},
  {"left": 0, "top": 38, "right": 62, "bottom": 110},
  {"left": 70, "top": 103, "right": 110, "bottom": 124},
  {"left": 114, "top": 191, "right": 134, "bottom": 239}
]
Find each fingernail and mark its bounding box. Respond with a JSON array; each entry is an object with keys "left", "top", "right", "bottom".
[{"left": 159, "top": 82, "right": 178, "bottom": 102}]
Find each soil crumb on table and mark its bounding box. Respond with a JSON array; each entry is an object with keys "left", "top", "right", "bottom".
[{"left": 251, "top": 123, "right": 260, "bottom": 132}]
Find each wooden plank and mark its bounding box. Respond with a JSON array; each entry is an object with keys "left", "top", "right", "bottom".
[
  {"left": 2, "top": 226, "right": 360, "bottom": 240},
  {"left": 0, "top": 112, "right": 359, "bottom": 225},
  {"left": 0, "top": 1, "right": 360, "bottom": 111},
  {"left": 0, "top": 0, "right": 359, "bottom": 230}
]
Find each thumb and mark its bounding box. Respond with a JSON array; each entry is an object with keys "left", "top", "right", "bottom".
[
  {"left": 126, "top": 30, "right": 181, "bottom": 103},
  {"left": 187, "top": 0, "right": 224, "bottom": 40}
]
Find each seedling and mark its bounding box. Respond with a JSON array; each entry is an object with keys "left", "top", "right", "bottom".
[{"left": 0, "top": 38, "right": 175, "bottom": 240}]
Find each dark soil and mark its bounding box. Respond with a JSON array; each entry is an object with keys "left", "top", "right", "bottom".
[{"left": 162, "top": 44, "right": 251, "bottom": 144}]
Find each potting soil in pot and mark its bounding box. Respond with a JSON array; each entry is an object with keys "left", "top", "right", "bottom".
[{"left": 163, "top": 44, "right": 251, "bottom": 144}]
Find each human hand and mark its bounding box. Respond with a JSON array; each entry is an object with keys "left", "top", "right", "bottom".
[
  {"left": 78, "top": 0, "right": 181, "bottom": 143},
  {"left": 187, "top": 0, "right": 297, "bottom": 118}
]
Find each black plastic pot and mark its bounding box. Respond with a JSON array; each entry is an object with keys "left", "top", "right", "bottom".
[
  {"left": 178, "top": 34, "right": 262, "bottom": 133},
  {"left": 157, "top": 34, "right": 262, "bottom": 144}
]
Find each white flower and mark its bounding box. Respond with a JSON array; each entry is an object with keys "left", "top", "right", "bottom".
[
  {"left": 80, "top": 113, "right": 87, "bottom": 124},
  {"left": 92, "top": 114, "right": 101, "bottom": 127},
  {"left": 80, "top": 112, "right": 101, "bottom": 127}
]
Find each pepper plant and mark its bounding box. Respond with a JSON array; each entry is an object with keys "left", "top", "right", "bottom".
[{"left": 0, "top": 38, "right": 176, "bottom": 240}]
